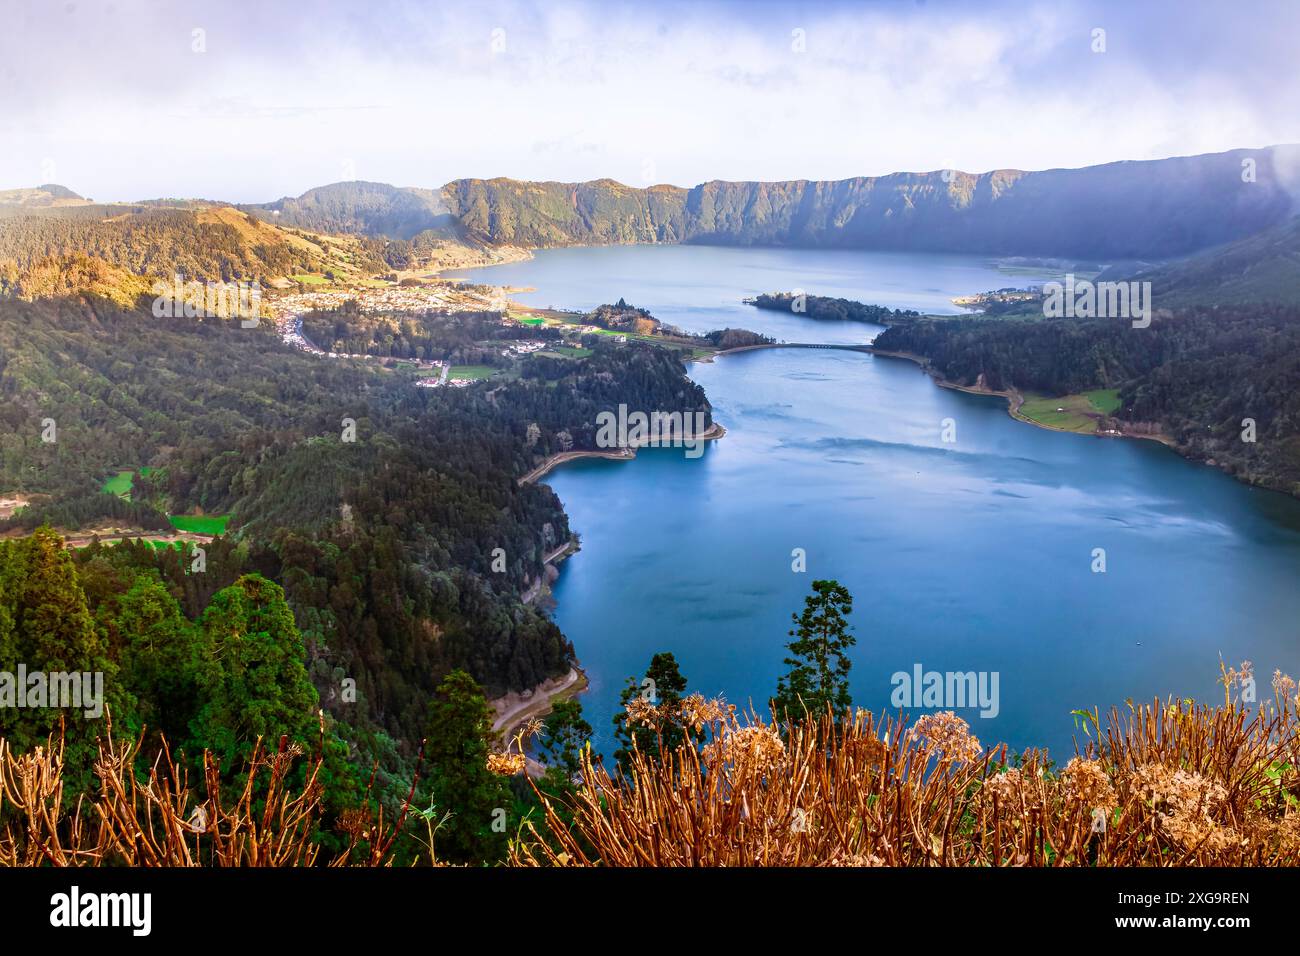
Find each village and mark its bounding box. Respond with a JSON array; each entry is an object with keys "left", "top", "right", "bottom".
[{"left": 264, "top": 279, "right": 599, "bottom": 387}]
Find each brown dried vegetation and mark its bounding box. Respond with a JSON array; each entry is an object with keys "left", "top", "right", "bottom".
[{"left": 511, "top": 687, "right": 1300, "bottom": 867}]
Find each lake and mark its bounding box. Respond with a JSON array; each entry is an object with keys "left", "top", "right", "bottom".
[
  {"left": 452, "top": 244, "right": 1064, "bottom": 343},
  {"left": 459, "top": 246, "right": 1300, "bottom": 759}
]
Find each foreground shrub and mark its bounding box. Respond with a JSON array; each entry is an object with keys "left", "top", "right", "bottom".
[{"left": 511, "top": 689, "right": 1300, "bottom": 866}]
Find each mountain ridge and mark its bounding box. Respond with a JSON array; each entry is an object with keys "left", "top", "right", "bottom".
[{"left": 233, "top": 145, "right": 1300, "bottom": 260}]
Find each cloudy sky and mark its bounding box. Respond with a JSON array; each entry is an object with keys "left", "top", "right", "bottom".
[{"left": 3, "top": 0, "right": 1298, "bottom": 202}]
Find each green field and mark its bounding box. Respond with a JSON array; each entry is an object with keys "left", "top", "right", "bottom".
[
  {"left": 291, "top": 273, "right": 331, "bottom": 285},
  {"left": 101, "top": 470, "right": 135, "bottom": 497},
  {"left": 515, "top": 316, "right": 546, "bottom": 327},
  {"left": 448, "top": 365, "right": 496, "bottom": 381},
  {"left": 101, "top": 466, "right": 158, "bottom": 500},
  {"left": 1019, "top": 389, "right": 1122, "bottom": 433},
  {"left": 168, "top": 514, "right": 230, "bottom": 535}
]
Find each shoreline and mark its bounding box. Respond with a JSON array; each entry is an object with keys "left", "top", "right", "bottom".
[
  {"left": 517, "top": 421, "right": 728, "bottom": 486},
  {"left": 521, "top": 535, "right": 581, "bottom": 605},
  {"left": 865, "top": 346, "right": 1178, "bottom": 449},
  {"left": 490, "top": 666, "right": 590, "bottom": 755}
]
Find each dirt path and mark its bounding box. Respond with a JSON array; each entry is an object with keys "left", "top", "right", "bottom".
[
  {"left": 521, "top": 537, "right": 580, "bottom": 605},
  {"left": 491, "top": 667, "right": 586, "bottom": 742},
  {"left": 58, "top": 530, "right": 216, "bottom": 549},
  {"left": 518, "top": 448, "right": 636, "bottom": 486}
]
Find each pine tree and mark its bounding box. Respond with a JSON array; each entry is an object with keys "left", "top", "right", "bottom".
[
  {"left": 538, "top": 696, "right": 592, "bottom": 781},
  {"left": 189, "top": 573, "right": 321, "bottom": 763},
  {"left": 612, "top": 651, "right": 689, "bottom": 769},
  {"left": 423, "top": 669, "right": 509, "bottom": 864},
  {"left": 101, "top": 573, "right": 207, "bottom": 742},
  {"left": 773, "top": 579, "right": 856, "bottom": 721},
  {"left": 0, "top": 527, "right": 126, "bottom": 792}
]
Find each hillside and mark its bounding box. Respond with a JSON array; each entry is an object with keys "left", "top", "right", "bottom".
[
  {"left": 441, "top": 178, "right": 690, "bottom": 246},
  {"left": 244, "top": 180, "right": 459, "bottom": 240},
  {"left": 439, "top": 146, "right": 1300, "bottom": 259},
  {"left": 1111, "top": 214, "right": 1300, "bottom": 306},
  {"left": 872, "top": 303, "right": 1300, "bottom": 496},
  {"left": 0, "top": 183, "right": 90, "bottom": 207},
  {"left": 0, "top": 201, "right": 391, "bottom": 304}
]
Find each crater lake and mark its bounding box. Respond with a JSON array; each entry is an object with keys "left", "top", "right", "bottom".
[{"left": 456, "top": 246, "right": 1300, "bottom": 757}]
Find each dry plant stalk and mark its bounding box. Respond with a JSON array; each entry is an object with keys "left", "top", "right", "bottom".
[
  {"left": 511, "top": 689, "right": 1300, "bottom": 867},
  {"left": 0, "top": 714, "right": 411, "bottom": 867}
]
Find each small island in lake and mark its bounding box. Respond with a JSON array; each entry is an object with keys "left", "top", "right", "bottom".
[{"left": 745, "top": 292, "right": 920, "bottom": 324}]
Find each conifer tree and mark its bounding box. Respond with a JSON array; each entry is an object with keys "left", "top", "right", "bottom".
[
  {"left": 423, "top": 669, "right": 509, "bottom": 864},
  {"left": 773, "top": 579, "right": 855, "bottom": 720},
  {"left": 612, "top": 651, "right": 689, "bottom": 769}
]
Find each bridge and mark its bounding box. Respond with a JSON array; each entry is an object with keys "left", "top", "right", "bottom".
[{"left": 713, "top": 342, "right": 879, "bottom": 356}]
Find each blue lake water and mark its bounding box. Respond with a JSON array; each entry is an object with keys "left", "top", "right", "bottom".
[
  {"left": 460, "top": 246, "right": 1300, "bottom": 759},
  {"left": 453, "top": 244, "right": 1063, "bottom": 343}
]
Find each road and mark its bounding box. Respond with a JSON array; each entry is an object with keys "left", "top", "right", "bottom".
[{"left": 491, "top": 667, "right": 585, "bottom": 741}]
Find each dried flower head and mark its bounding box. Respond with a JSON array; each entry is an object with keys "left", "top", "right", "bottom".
[
  {"left": 701, "top": 724, "right": 785, "bottom": 771},
  {"left": 679, "top": 693, "right": 729, "bottom": 732},
  {"left": 1132, "top": 763, "right": 1235, "bottom": 851},
  {"left": 983, "top": 768, "right": 1024, "bottom": 803},
  {"left": 623, "top": 697, "right": 662, "bottom": 729},
  {"left": 1061, "top": 757, "right": 1117, "bottom": 813},
  {"left": 911, "top": 712, "right": 982, "bottom": 764},
  {"left": 487, "top": 752, "right": 527, "bottom": 776}
]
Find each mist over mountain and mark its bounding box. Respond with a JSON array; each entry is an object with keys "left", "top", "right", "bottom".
[
  {"left": 1112, "top": 213, "right": 1300, "bottom": 306},
  {"left": 241, "top": 146, "right": 1300, "bottom": 261},
  {"left": 243, "top": 181, "right": 458, "bottom": 240}
]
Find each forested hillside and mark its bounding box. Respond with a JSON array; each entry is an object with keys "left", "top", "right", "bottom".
[
  {"left": 0, "top": 204, "right": 390, "bottom": 304},
  {"left": 301, "top": 303, "right": 545, "bottom": 362},
  {"left": 0, "top": 293, "right": 714, "bottom": 825},
  {"left": 437, "top": 146, "right": 1297, "bottom": 258},
  {"left": 873, "top": 305, "right": 1300, "bottom": 495},
  {"left": 1113, "top": 214, "right": 1300, "bottom": 307},
  {"left": 0, "top": 527, "right": 356, "bottom": 810},
  {"left": 442, "top": 178, "right": 690, "bottom": 246}
]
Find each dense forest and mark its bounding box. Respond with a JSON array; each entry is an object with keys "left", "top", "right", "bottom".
[
  {"left": 0, "top": 526, "right": 608, "bottom": 864},
  {"left": 873, "top": 304, "right": 1300, "bottom": 496},
  {"left": 0, "top": 529, "right": 349, "bottom": 801},
  {"left": 0, "top": 292, "right": 718, "bottom": 849}
]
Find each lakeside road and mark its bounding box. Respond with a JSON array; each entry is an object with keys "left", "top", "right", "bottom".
[
  {"left": 517, "top": 422, "right": 728, "bottom": 486},
  {"left": 491, "top": 666, "right": 588, "bottom": 744},
  {"left": 521, "top": 536, "right": 581, "bottom": 605},
  {"left": 518, "top": 448, "right": 637, "bottom": 486}
]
